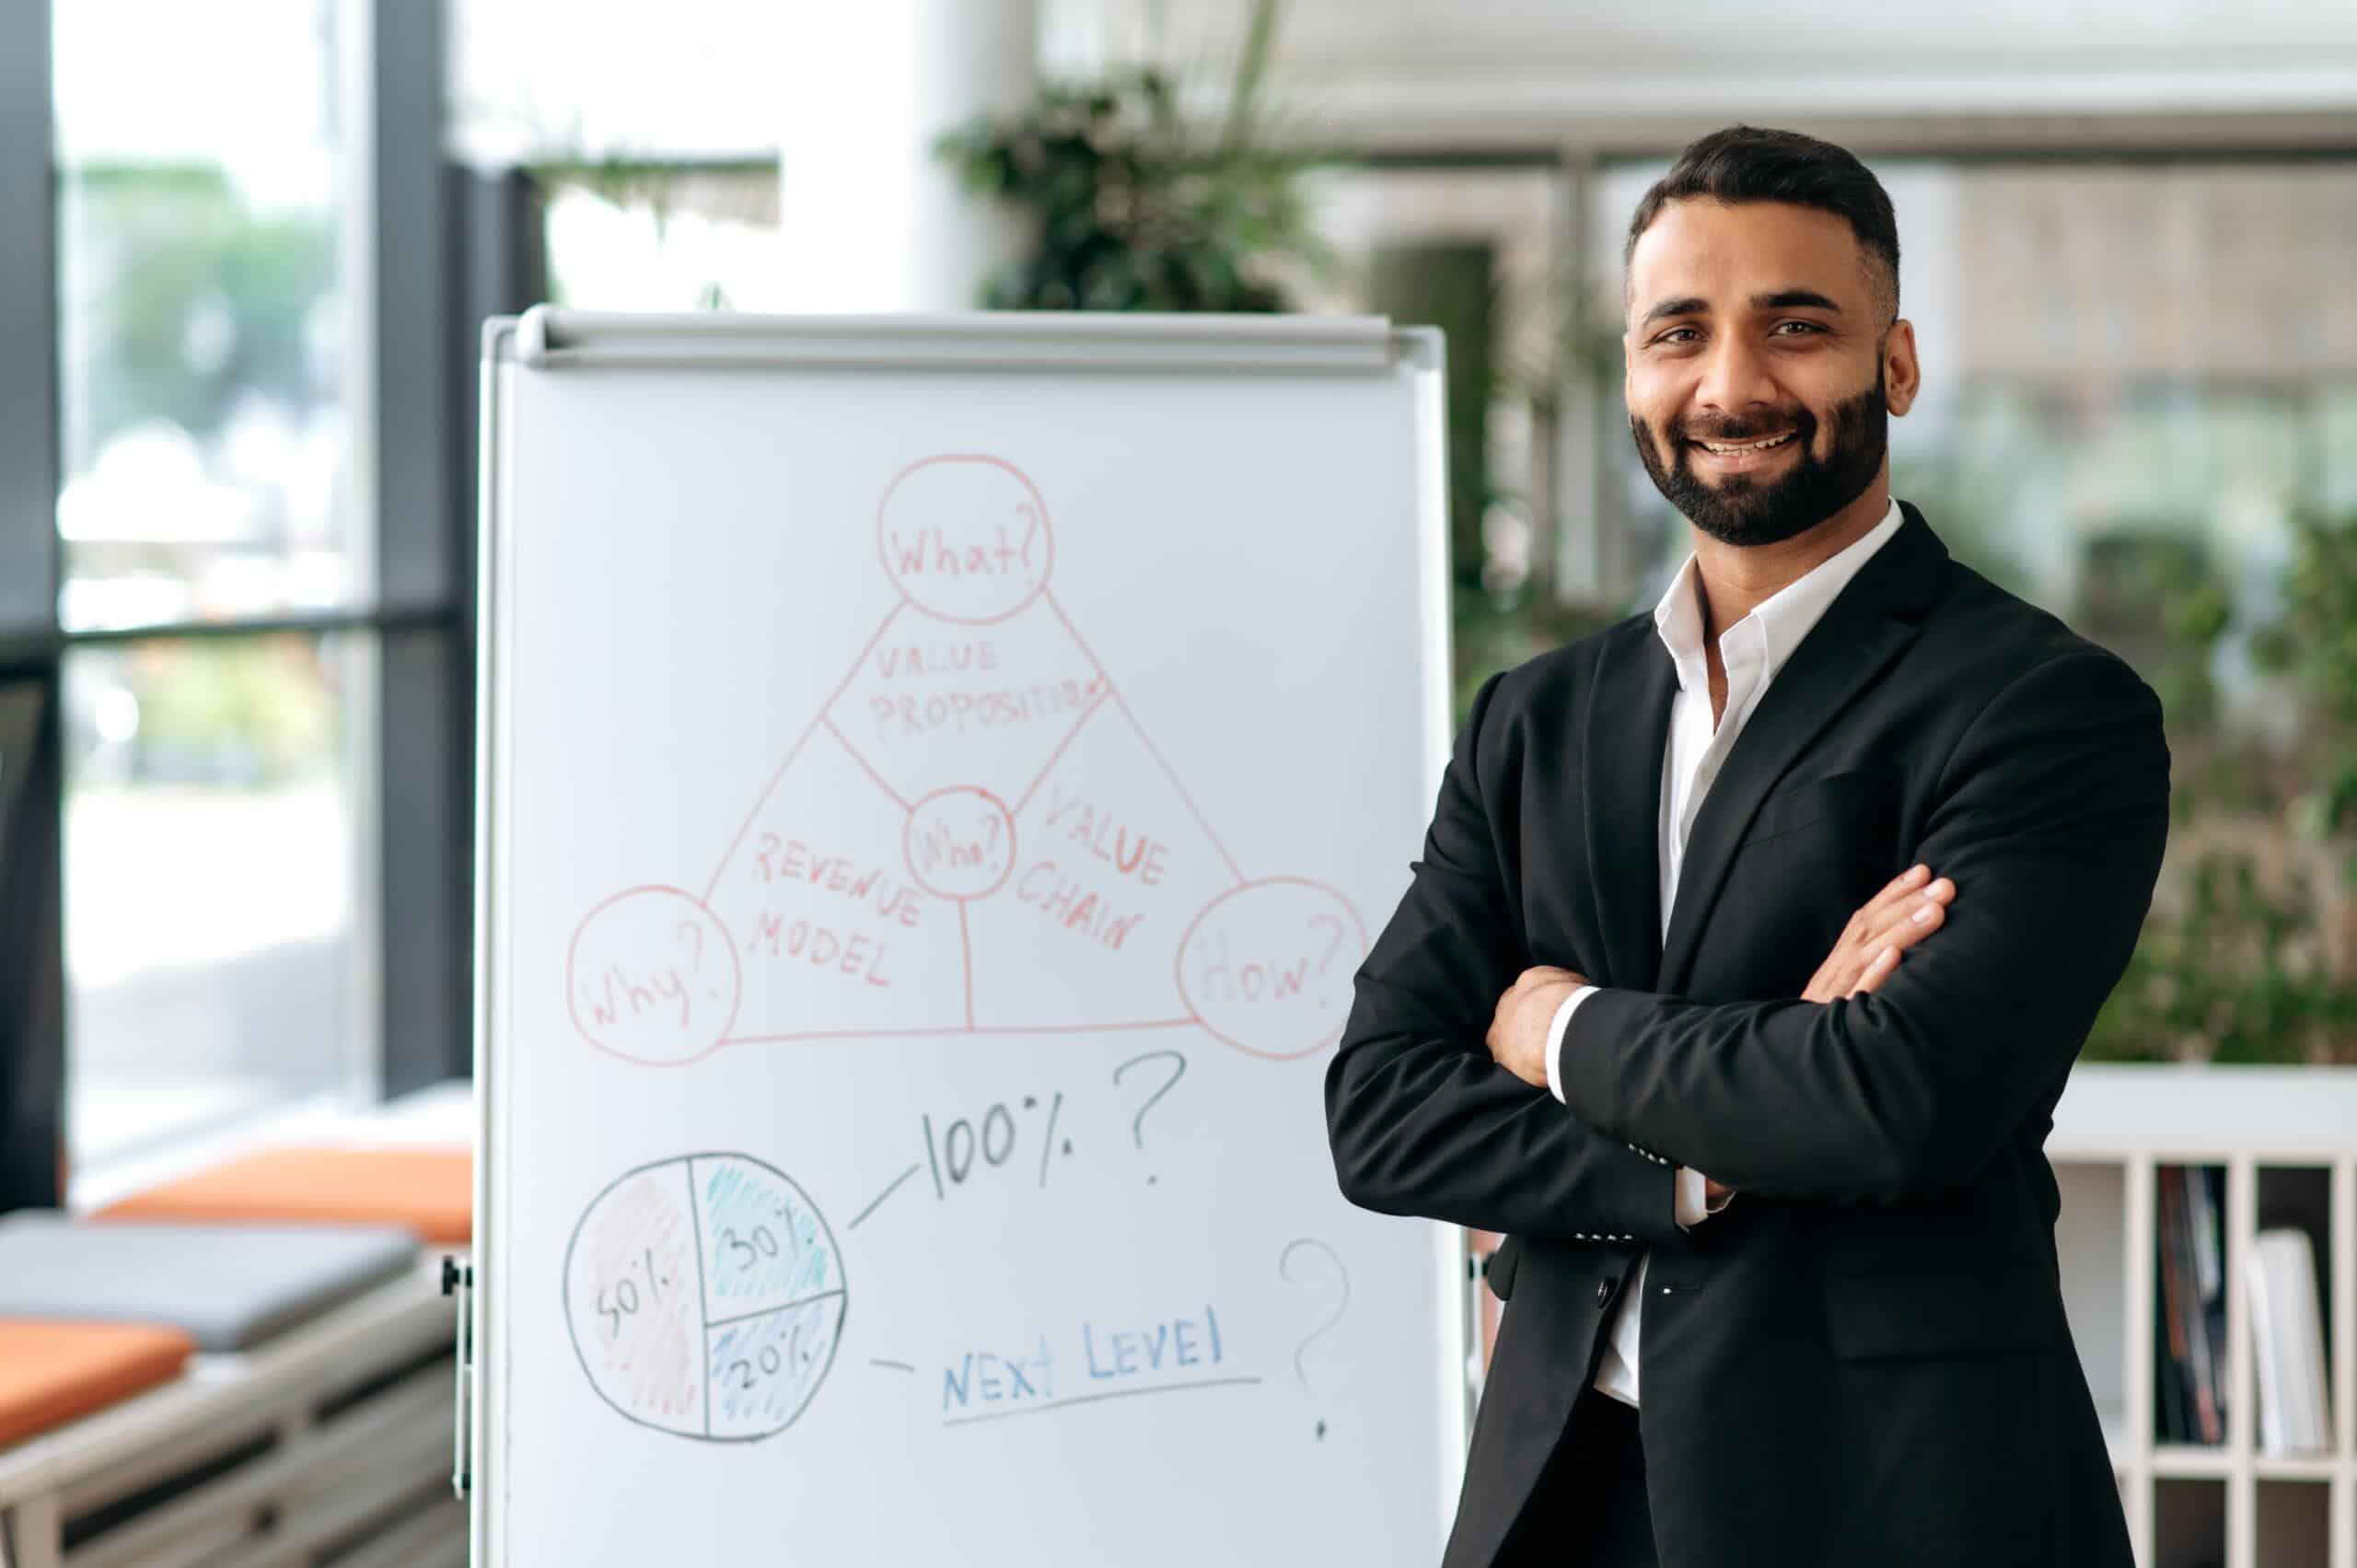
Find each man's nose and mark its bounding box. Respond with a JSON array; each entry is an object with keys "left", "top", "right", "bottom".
[{"left": 1691, "top": 334, "right": 1780, "bottom": 426}]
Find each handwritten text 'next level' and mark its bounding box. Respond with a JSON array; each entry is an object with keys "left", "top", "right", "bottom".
[{"left": 939, "top": 1307, "right": 1257, "bottom": 1426}]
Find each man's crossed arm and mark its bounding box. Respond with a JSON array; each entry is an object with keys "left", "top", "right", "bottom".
[
  {"left": 1324, "top": 650, "right": 2169, "bottom": 1235},
  {"left": 1482, "top": 860, "right": 1960, "bottom": 1207}
]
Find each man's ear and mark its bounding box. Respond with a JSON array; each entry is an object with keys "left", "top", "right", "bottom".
[{"left": 1883, "top": 319, "right": 1922, "bottom": 418}]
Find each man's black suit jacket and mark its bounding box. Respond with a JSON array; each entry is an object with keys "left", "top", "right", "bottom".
[{"left": 1327, "top": 502, "right": 2165, "bottom": 1568}]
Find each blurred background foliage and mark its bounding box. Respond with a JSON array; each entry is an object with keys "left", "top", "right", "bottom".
[
  {"left": 57, "top": 164, "right": 346, "bottom": 787},
  {"left": 61, "top": 166, "right": 338, "bottom": 454},
  {"left": 2083, "top": 506, "right": 2357, "bottom": 1063},
  {"left": 126, "top": 636, "right": 339, "bottom": 788},
  {"left": 938, "top": 10, "right": 2357, "bottom": 1065},
  {"left": 935, "top": 0, "right": 1327, "bottom": 313}
]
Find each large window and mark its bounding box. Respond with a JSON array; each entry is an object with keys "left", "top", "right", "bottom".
[
  {"left": 59, "top": 634, "right": 366, "bottom": 1162},
  {"left": 48, "top": 0, "right": 383, "bottom": 1168}
]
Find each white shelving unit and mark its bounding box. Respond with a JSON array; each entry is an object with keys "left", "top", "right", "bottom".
[{"left": 2049, "top": 1064, "right": 2357, "bottom": 1568}]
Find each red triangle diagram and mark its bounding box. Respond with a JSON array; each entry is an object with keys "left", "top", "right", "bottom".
[{"left": 563, "top": 452, "right": 1368, "bottom": 1068}]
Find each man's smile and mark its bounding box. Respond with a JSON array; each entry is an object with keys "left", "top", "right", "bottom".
[{"left": 1689, "top": 429, "right": 1800, "bottom": 470}]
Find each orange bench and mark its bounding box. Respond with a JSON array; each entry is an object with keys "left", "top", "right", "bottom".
[
  {"left": 0, "top": 1320, "right": 195, "bottom": 1450},
  {"left": 96, "top": 1147, "right": 472, "bottom": 1246}
]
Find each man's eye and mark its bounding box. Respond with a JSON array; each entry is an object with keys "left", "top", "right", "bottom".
[
  {"left": 1773, "top": 320, "right": 1826, "bottom": 336},
  {"left": 1655, "top": 328, "right": 1697, "bottom": 345}
]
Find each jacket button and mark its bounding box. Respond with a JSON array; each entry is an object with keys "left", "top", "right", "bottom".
[{"left": 1595, "top": 1279, "right": 1613, "bottom": 1307}]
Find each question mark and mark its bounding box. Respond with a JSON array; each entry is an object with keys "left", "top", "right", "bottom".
[
  {"left": 1307, "top": 915, "right": 1345, "bottom": 973},
  {"left": 1307, "top": 914, "right": 1348, "bottom": 1008},
  {"left": 1015, "top": 502, "right": 1042, "bottom": 573},
  {"left": 1111, "top": 1050, "right": 1187, "bottom": 1184},
  {"left": 1279, "top": 1237, "right": 1351, "bottom": 1438}
]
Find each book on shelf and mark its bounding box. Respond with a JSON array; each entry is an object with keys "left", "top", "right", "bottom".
[
  {"left": 2154, "top": 1165, "right": 2227, "bottom": 1445},
  {"left": 2154, "top": 1170, "right": 2189, "bottom": 1442},
  {"left": 2247, "top": 1226, "right": 2332, "bottom": 1456},
  {"left": 2183, "top": 1165, "right": 2228, "bottom": 1445}
]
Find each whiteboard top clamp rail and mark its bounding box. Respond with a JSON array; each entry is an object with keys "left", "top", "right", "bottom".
[{"left": 501, "top": 304, "right": 1443, "bottom": 377}]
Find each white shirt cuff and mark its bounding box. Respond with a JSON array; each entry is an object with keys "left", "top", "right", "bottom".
[
  {"left": 1542, "top": 984, "right": 1599, "bottom": 1104},
  {"left": 1676, "top": 1167, "right": 1734, "bottom": 1228},
  {"left": 1676, "top": 1166, "right": 1708, "bottom": 1227}
]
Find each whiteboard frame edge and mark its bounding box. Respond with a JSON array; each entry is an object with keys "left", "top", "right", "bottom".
[
  {"left": 472, "top": 314, "right": 1465, "bottom": 1562},
  {"left": 1402, "top": 323, "right": 1470, "bottom": 1546},
  {"left": 470, "top": 312, "right": 516, "bottom": 1568}
]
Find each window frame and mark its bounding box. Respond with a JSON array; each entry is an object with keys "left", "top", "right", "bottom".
[{"left": 1, "top": 0, "right": 475, "bottom": 1203}]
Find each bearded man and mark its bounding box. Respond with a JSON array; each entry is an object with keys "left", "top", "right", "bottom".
[{"left": 1327, "top": 123, "right": 2160, "bottom": 1568}]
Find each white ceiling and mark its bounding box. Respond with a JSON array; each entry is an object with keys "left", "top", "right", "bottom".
[
  {"left": 432, "top": 0, "right": 2357, "bottom": 166},
  {"left": 1051, "top": 0, "right": 2357, "bottom": 152}
]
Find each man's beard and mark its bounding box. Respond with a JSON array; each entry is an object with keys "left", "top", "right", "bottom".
[{"left": 1630, "top": 365, "right": 1887, "bottom": 549}]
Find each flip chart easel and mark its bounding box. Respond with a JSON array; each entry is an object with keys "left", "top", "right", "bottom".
[{"left": 471, "top": 308, "right": 1459, "bottom": 1565}]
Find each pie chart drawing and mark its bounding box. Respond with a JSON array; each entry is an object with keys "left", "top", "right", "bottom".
[{"left": 563, "top": 1152, "right": 847, "bottom": 1442}]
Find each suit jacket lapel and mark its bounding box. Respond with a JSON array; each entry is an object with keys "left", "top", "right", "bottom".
[
  {"left": 1654, "top": 501, "right": 1952, "bottom": 996},
  {"left": 1582, "top": 615, "right": 1677, "bottom": 993}
]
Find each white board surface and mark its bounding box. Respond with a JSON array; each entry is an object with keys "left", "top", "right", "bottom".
[{"left": 473, "top": 308, "right": 1458, "bottom": 1566}]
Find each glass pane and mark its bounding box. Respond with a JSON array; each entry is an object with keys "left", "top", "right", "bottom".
[
  {"left": 540, "top": 165, "right": 785, "bottom": 313},
  {"left": 1294, "top": 163, "right": 1590, "bottom": 710},
  {"left": 63, "top": 633, "right": 363, "bottom": 1165},
  {"left": 52, "top": 0, "right": 359, "bottom": 632},
  {"left": 448, "top": 0, "right": 789, "bottom": 168}
]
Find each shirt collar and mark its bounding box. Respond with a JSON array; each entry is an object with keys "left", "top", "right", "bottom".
[{"left": 1651, "top": 497, "right": 1906, "bottom": 691}]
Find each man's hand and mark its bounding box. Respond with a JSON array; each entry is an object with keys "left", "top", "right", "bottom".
[
  {"left": 1485, "top": 964, "right": 1588, "bottom": 1089},
  {"left": 1801, "top": 862, "right": 1955, "bottom": 1004},
  {"left": 1492, "top": 864, "right": 1956, "bottom": 1205}
]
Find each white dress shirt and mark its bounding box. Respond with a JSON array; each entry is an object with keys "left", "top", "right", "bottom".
[{"left": 1543, "top": 497, "right": 1907, "bottom": 1407}]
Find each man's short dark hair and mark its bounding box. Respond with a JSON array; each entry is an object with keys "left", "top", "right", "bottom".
[{"left": 1623, "top": 125, "right": 1900, "bottom": 327}]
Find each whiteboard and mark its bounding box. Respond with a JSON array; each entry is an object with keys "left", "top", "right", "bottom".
[{"left": 472, "top": 308, "right": 1458, "bottom": 1566}]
